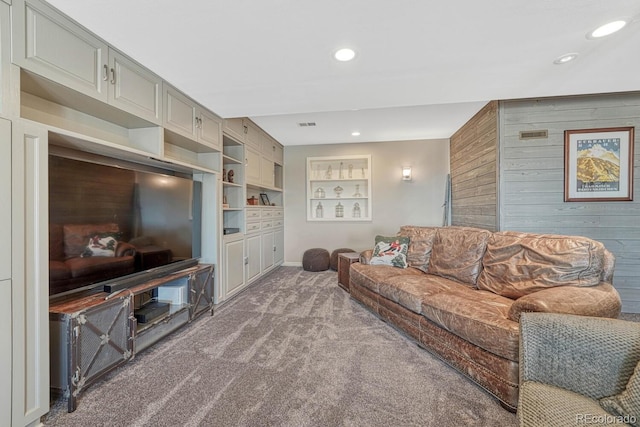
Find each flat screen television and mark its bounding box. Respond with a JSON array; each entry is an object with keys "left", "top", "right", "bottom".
[{"left": 49, "top": 148, "right": 203, "bottom": 298}]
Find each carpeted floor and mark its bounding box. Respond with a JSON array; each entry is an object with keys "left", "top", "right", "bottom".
[{"left": 44, "top": 267, "right": 519, "bottom": 426}]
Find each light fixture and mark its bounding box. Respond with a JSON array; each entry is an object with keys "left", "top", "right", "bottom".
[
  {"left": 587, "top": 20, "right": 627, "bottom": 39},
  {"left": 334, "top": 48, "right": 356, "bottom": 62},
  {"left": 402, "top": 166, "right": 412, "bottom": 181},
  {"left": 351, "top": 131, "right": 360, "bottom": 136},
  {"left": 553, "top": 53, "right": 578, "bottom": 65}
]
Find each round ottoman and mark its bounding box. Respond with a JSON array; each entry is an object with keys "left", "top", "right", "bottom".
[
  {"left": 330, "top": 248, "right": 356, "bottom": 271},
  {"left": 302, "top": 248, "right": 330, "bottom": 272}
]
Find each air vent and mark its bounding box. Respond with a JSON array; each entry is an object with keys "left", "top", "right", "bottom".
[
  {"left": 519, "top": 130, "right": 548, "bottom": 140},
  {"left": 297, "top": 122, "right": 316, "bottom": 127}
]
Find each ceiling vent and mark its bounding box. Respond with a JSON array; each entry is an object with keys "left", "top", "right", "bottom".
[
  {"left": 297, "top": 122, "right": 316, "bottom": 127},
  {"left": 519, "top": 130, "right": 548, "bottom": 140}
]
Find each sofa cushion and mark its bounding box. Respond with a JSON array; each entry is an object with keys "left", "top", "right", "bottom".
[
  {"left": 477, "top": 231, "right": 606, "bottom": 299},
  {"left": 370, "top": 235, "right": 410, "bottom": 268},
  {"left": 427, "top": 226, "right": 491, "bottom": 286},
  {"left": 63, "top": 223, "right": 121, "bottom": 258},
  {"left": 398, "top": 226, "right": 437, "bottom": 272},
  {"left": 600, "top": 361, "right": 640, "bottom": 425},
  {"left": 420, "top": 285, "right": 519, "bottom": 361},
  {"left": 349, "top": 263, "right": 423, "bottom": 294},
  {"left": 378, "top": 274, "right": 459, "bottom": 314},
  {"left": 65, "top": 255, "right": 134, "bottom": 278}
]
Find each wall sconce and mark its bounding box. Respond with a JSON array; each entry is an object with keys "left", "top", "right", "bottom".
[{"left": 402, "top": 166, "right": 412, "bottom": 181}]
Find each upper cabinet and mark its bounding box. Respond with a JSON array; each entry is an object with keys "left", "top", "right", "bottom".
[
  {"left": 12, "top": 0, "right": 163, "bottom": 125},
  {"left": 163, "top": 84, "right": 221, "bottom": 151}
]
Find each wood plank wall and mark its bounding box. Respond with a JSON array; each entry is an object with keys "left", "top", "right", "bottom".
[
  {"left": 49, "top": 155, "right": 136, "bottom": 240},
  {"left": 499, "top": 93, "right": 640, "bottom": 313},
  {"left": 449, "top": 101, "right": 498, "bottom": 231}
]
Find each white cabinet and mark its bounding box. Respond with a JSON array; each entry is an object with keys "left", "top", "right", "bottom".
[
  {"left": 163, "top": 84, "right": 221, "bottom": 150},
  {"left": 261, "top": 230, "right": 274, "bottom": 272},
  {"left": 0, "top": 279, "right": 11, "bottom": 427},
  {"left": 0, "top": 118, "right": 9, "bottom": 280},
  {"left": 274, "top": 227, "right": 284, "bottom": 266},
  {"left": 223, "top": 237, "right": 245, "bottom": 298},
  {"left": 108, "top": 49, "right": 162, "bottom": 124},
  {"left": 12, "top": 0, "right": 163, "bottom": 124},
  {"left": 245, "top": 233, "right": 261, "bottom": 283},
  {"left": 260, "top": 157, "right": 275, "bottom": 188},
  {"left": 223, "top": 117, "right": 246, "bottom": 143},
  {"left": 0, "top": 1, "right": 11, "bottom": 115},
  {"left": 307, "top": 155, "right": 372, "bottom": 221},
  {"left": 245, "top": 145, "right": 261, "bottom": 186}
]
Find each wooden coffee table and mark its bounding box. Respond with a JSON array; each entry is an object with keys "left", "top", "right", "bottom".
[{"left": 338, "top": 252, "right": 360, "bottom": 292}]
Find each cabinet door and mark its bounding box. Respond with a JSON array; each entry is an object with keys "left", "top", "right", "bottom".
[
  {"left": 198, "top": 108, "right": 222, "bottom": 150},
  {"left": 260, "top": 157, "right": 275, "bottom": 188},
  {"left": 0, "top": 279, "right": 10, "bottom": 427},
  {"left": 0, "top": 2, "right": 10, "bottom": 115},
  {"left": 244, "top": 120, "right": 263, "bottom": 150},
  {"left": 274, "top": 228, "right": 284, "bottom": 266},
  {"left": 273, "top": 143, "right": 284, "bottom": 165},
  {"left": 245, "top": 234, "right": 261, "bottom": 283},
  {"left": 261, "top": 231, "right": 274, "bottom": 272},
  {"left": 108, "top": 49, "right": 162, "bottom": 125},
  {"left": 245, "top": 146, "right": 261, "bottom": 186},
  {"left": 163, "top": 85, "right": 197, "bottom": 139},
  {"left": 0, "top": 118, "right": 9, "bottom": 280},
  {"left": 13, "top": 0, "right": 109, "bottom": 102},
  {"left": 224, "top": 239, "right": 245, "bottom": 296},
  {"left": 223, "top": 118, "right": 245, "bottom": 143}
]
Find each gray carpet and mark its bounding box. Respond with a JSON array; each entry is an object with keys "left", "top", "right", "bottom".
[{"left": 44, "top": 267, "right": 517, "bottom": 426}]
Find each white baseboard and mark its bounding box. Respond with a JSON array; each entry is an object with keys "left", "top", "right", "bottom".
[{"left": 282, "top": 262, "right": 302, "bottom": 267}]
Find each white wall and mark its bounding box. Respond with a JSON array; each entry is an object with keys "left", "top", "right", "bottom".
[{"left": 284, "top": 139, "right": 450, "bottom": 264}]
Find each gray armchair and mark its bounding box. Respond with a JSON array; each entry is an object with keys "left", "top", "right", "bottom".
[{"left": 518, "top": 312, "right": 640, "bottom": 426}]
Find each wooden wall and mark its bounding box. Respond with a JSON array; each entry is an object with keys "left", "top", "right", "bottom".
[
  {"left": 499, "top": 93, "right": 640, "bottom": 313},
  {"left": 49, "top": 155, "right": 136, "bottom": 239},
  {"left": 449, "top": 101, "right": 498, "bottom": 231}
]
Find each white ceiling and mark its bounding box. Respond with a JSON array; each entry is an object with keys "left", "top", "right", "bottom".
[{"left": 44, "top": 0, "right": 640, "bottom": 146}]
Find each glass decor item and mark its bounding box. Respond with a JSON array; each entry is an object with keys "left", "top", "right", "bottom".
[
  {"left": 314, "top": 187, "right": 325, "bottom": 198},
  {"left": 339, "top": 162, "right": 344, "bottom": 179},
  {"left": 335, "top": 202, "right": 344, "bottom": 218},
  {"left": 316, "top": 202, "right": 324, "bottom": 218},
  {"left": 353, "top": 184, "right": 362, "bottom": 198},
  {"left": 348, "top": 164, "right": 353, "bottom": 178},
  {"left": 353, "top": 202, "right": 361, "bottom": 218},
  {"left": 325, "top": 165, "right": 333, "bottom": 179},
  {"left": 334, "top": 185, "right": 343, "bottom": 198}
]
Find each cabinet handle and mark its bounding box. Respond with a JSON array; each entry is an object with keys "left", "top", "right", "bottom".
[
  {"left": 110, "top": 68, "right": 116, "bottom": 84},
  {"left": 243, "top": 125, "right": 248, "bottom": 134},
  {"left": 102, "top": 64, "right": 109, "bottom": 81}
]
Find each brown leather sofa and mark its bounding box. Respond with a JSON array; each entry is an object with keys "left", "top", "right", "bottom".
[
  {"left": 49, "top": 223, "right": 136, "bottom": 295},
  {"left": 349, "top": 225, "right": 621, "bottom": 411}
]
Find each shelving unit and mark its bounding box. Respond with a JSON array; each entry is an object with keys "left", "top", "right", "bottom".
[
  {"left": 307, "top": 155, "right": 372, "bottom": 221},
  {"left": 222, "top": 135, "right": 245, "bottom": 236}
]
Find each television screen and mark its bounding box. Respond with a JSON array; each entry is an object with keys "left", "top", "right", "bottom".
[{"left": 49, "top": 151, "right": 202, "bottom": 297}]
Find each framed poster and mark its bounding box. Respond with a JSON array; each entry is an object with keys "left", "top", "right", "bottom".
[{"left": 564, "top": 127, "right": 634, "bottom": 202}]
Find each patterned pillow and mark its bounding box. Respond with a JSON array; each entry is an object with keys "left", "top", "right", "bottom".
[
  {"left": 369, "top": 235, "right": 410, "bottom": 268},
  {"left": 600, "top": 361, "right": 640, "bottom": 426},
  {"left": 81, "top": 233, "right": 118, "bottom": 258}
]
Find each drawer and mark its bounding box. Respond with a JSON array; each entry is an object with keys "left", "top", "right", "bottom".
[
  {"left": 261, "top": 221, "right": 273, "bottom": 230},
  {"left": 273, "top": 219, "right": 284, "bottom": 228},
  {"left": 246, "top": 209, "right": 261, "bottom": 219},
  {"left": 273, "top": 209, "right": 283, "bottom": 218},
  {"left": 261, "top": 209, "right": 274, "bottom": 218},
  {"left": 246, "top": 222, "right": 261, "bottom": 233}
]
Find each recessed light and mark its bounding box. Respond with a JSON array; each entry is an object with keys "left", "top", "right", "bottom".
[
  {"left": 553, "top": 53, "right": 578, "bottom": 65},
  {"left": 588, "top": 20, "right": 627, "bottom": 39},
  {"left": 351, "top": 131, "right": 360, "bottom": 136},
  {"left": 334, "top": 48, "right": 356, "bottom": 62}
]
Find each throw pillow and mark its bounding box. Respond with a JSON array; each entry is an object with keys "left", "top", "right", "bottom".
[
  {"left": 369, "top": 235, "right": 410, "bottom": 268},
  {"left": 600, "top": 361, "right": 640, "bottom": 427},
  {"left": 81, "top": 233, "right": 118, "bottom": 258}
]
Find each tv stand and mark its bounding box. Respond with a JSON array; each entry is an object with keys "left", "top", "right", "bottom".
[{"left": 49, "top": 264, "right": 214, "bottom": 412}]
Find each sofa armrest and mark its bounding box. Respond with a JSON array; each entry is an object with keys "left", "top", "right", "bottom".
[
  {"left": 508, "top": 282, "right": 621, "bottom": 322},
  {"left": 520, "top": 312, "right": 640, "bottom": 400},
  {"left": 116, "top": 242, "right": 136, "bottom": 257},
  {"left": 359, "top": 249, "right": 373, "bottom": 265}
]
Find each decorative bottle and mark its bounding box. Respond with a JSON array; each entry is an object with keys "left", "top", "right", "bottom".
[
  {"left": 353, "top": 202, "right": 361, "bottom": 218},
  {"left": 316, "top": 202, "right": 323, "bottom": 218},
  {"left": 335, "top": 202, "right": 344, "bottom": 218}
]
